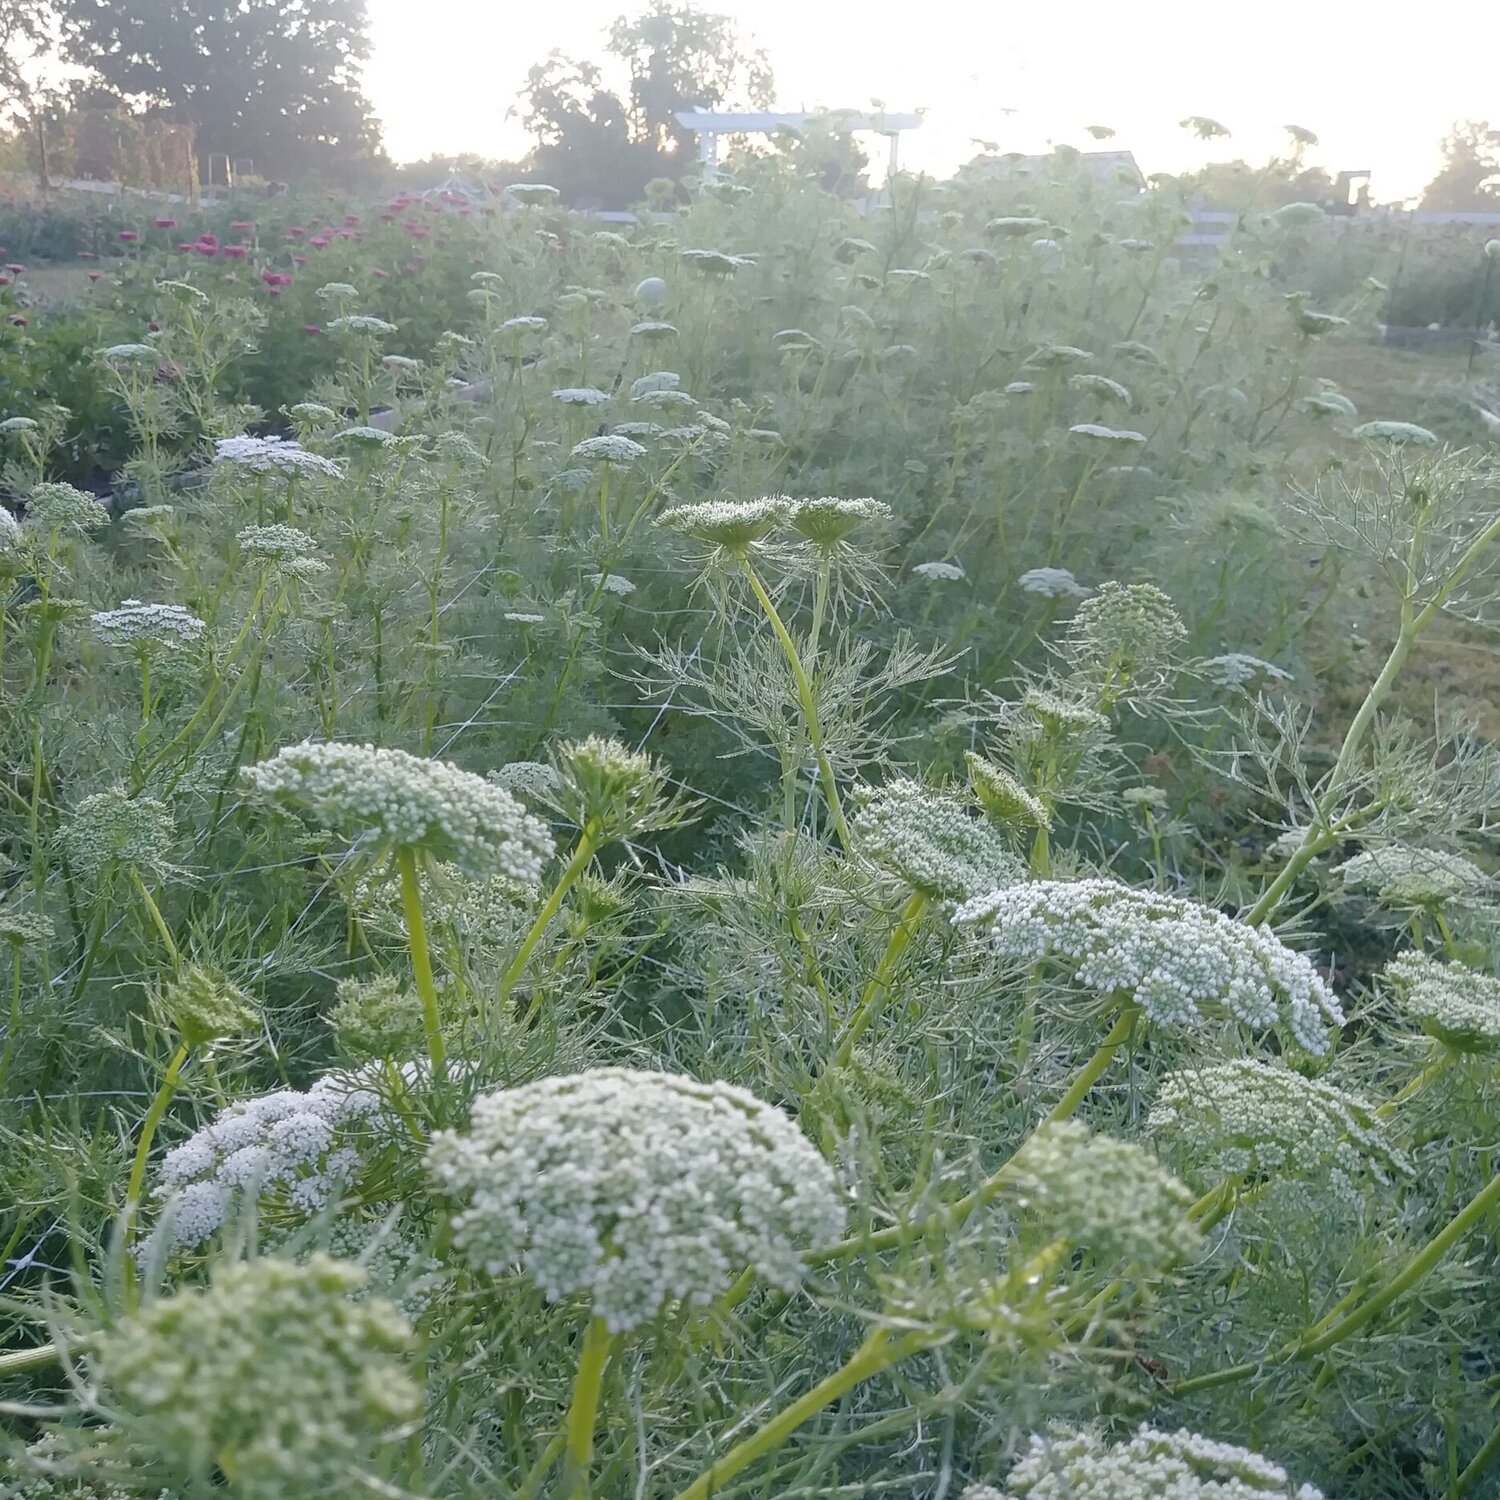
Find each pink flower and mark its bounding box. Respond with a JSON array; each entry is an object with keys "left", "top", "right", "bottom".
[
  {"left": 230, "top": 220, "right": 254, "bottom": 232},
  {"left": 87, "top": 272, "right": 102, "bottom": 282},
  {"left": 9, "top": 315, "right": 27, "bottom": 327},
  {"left": 308, "top": 235, "right": 331, "bottom": 248},
  {"left": 405, "top": 225, "right": 429, "bottom": 239},
  {"left": 117, "top": 230, "right": 140, "bottom": 242},
  {"left": 286, "top": 226, "right": 306, "bottom": 239},
  {"left": 148, "top": 321, "right": 161, "bottom": 332},
  {"left": 302, "top": 323, "right": 322, "bottom": 335},
  {"left": 0, "top": 276, "right": 10, "bottom": 287},
  {"left": 292, "top": 254, "right": 308, "bottom": 267},
  {"left": 176, "top": 242, "right": 196, "bottom": 252},
  {"left": 5, "top": 263, "right": 25, "bottom": 274},
  {"left": 222, "top": 244, "right": 248, "bottom": 259},
  {"left": 371, "top": 267, "right": 389, "bottom": 278},
  {"left": 343, "top": 212, "right": 361, "bottom": 226},
  {"left": 154, "top": 217, "right": 178, "bottom": 230},
  {"left": 77, "top": 250, "right": 96, "bottom": 259}
]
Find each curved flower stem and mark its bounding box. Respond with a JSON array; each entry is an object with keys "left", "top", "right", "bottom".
[
  {"left": 129, "top": 870, "right": 180, "bottom": 968},
  {"left": 1457, "top": 1417, "right": 1500, "bottom": 1497},
  {"left": 669, "top": 1325, "right": 927, "bottom": 1500},
  {"left": 501, "top": 817, "right": 603, "bottom": 1010},
  {"left": 737, "top": 556, "right": 850, "bottom": 853},
  {"left": 1171, "top": 1168, "right": 1500, "bottom": 1398},
  {"left": 120, "top": 1040, "right": 192, "bottom": 1305},
  {"left": 0, "top": 1340, "right": 61, "bottom": 1376},
  {"left": 396, "top": 846, "right": 446, "bottom": 1083},
  {"left": 1374, "top": 1048, "right": 1455, "bottom": 1117},
  {"left": 830, "top": 890, "right": 931, "bottom": 1068},
  {"left": 515, "top": 1433, "right": 567, "bottom": 1500},
  {"left": 560, "top": 1316, "right": 615, "bottom": 1500}
]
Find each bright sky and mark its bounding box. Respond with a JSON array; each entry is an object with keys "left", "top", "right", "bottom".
[{"left": 364, "top": 0, "right": 1494, "bottom": 202}]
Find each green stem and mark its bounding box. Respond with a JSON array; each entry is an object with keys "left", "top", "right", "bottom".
[
  {"left": 669, "top": 1326, "right": 924, "bottom": 1500},
  {"left": 561, "top": 1316, "right": 614, "bottom": 1500},
  {"left": 1457, "top": 1417, "right": 1500, "bottom": 1496},
  {"left": 500, "top": 818, "right": 602, "bottom": 1007},
  {"left": 120, "top": 1040, "right": 192, "bottom": 1300},
  {"left": 396, "top": 846, "right": 446, "bottom": 1082},
  {"left": 739, "top": 557, "right": 850, "bottom": 852},
  {"left": 1375, "top": 1049, "right": 1454, "bottom": 1117},
  {"left": 831, "top": 890, "right": 931, "bottom": 1067},
  {"left": 129, "top": 870, "right": 180, "bottom": 967},
  {"left": 0, "top": 1340, "right": 61, "bottom": 1376}
]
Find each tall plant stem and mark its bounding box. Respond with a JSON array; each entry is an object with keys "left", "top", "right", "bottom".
[
  {"left": 396, "top": 846, "right": 446, "bottom": 1082},
  {"left": 830, "top": 890, "right": 931, "bottom": 1068},
  {"left": 120, "top": 1040, "right": 192, "bottom": 1304},
  {"left": 500, "top": 818, "right": 603, "bottom": 1008},
  {"left": 129, "top": 870, "right": 180, "bottom": 967},
  {"left": 560, "top": 1316, "right": 615, "bottom": 1500},
  {"left": 738, "top": 557, "right": 850, "bottom": 852}
]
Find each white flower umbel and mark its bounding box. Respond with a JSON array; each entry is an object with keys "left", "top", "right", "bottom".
[
  {"left": 658, "top": 497, "right": 790, "bottom": 550},
  {"left": 1069, "top": 422, "right": 1147, "bottom": 444},
  {"left": 953, "top": 879, "right": 1344, "bottom": 1053},
  {"left": 1018, "top": 567, "right": 1088, "bottom": 599},
  {"left": 570, "top": 435, "right": 647, "bottom": 465},
  {"left": 1384, "top": 950, "right": 1500, "bottom": 1051},
  {"left": 912, "top": 560, "right": 965, "bottom": 581},
  {"left": 499, "top": 315, "right": 548, "bottom": 334},
  {"left": 26, "top": 482, "right": 109, "bottom": 533},
  {"left": 237, "top": 524, "right": 317, "bottom": 559},
  {"left": 213, "top": 436, "right": 345, "bottom": 479},
  {"left": 92, "top": 600, "right": 205, "bottom": 650},
  {"left": 150, "top": 1066, "right": 410, "bottom": 1250},
  {"left": 1334, "top": 846, "right": 1489, "bottom": 909},
  {"left": 991, "top": 1425, "right": 1325, "bottom": 1499},
  {"left": 427, "top": 1067, "right": 845, "bottom": 1331},
  {"left": 630, "top": 370, "right": 681, "bottom": 397},
  {"left": 99, "top": 343, "right": 159, "bottom": 364},
  {"left": 552, "top": 386, "right": 611, "bottom": 407},
  {"left": 1148, "top": 1058, "right": 1407, "bottom": 1197},
  {"left": 1202, "top": 653, "right": 1293, "bottom": 689},
  {"left": 326, "top": 314, "right": 398, "bottom": 336},
  {"left": 1352, "top": 419, "right": 1437, "bottom": 446},
  {"left": 853, "top": 779, "right": 1024, "bottom": 902},
  {"left": 243, "top": 742, "right": 554, "bottom": 880},
  {"left": 586, "top": 571, "right": 636, "bottom": 596},
  {"left": 787, "top": 496, "right": 891, "bottom": 547}
]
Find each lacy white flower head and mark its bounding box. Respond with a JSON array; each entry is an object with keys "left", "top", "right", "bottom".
[
  {"left": 787, "top": 496, "right": 892, "bottom": 549},
  {"left": 490, "top": 760, "right": 562, "bottom": 803},
  {"left": 1070, "top": 421, "right": 1147, "bottom": 445},
  {"left": 852, "top": 778, "right": 1025, "bottom": 902},
  {"left": 509, "top": 182, "right": 560, "bottom": 204},
  {"left": 1026, "top": 344, "right": 1093, "bottom": 368},
  {"left": 1010, "top": 1122, "right": 1199, "bottom": 1272},
  {"left": 1004, "top": 380, "right": 1036, "bottom": 394},
  {"left": 1301, "top": 390, "right": 1358, "bottom": 419},
  {"left": 953, "top": 879, "right": 1344, "bottom": 1053},
  {"left": 1070, "top": 372, "right": 1132, "bottom": 406},
  {"left": 213, "top": 435, "right": 345, "bottom": 479},
  {"left": 965, "top": 751, "right": 1051, "bottom": 830},
  {"left": 1148, "top": 1058, "right": 1407, "bottom": 1199},
  {"left": 1352, "top": 419, "right": 1438, "bottom": 446},
  {"left": 1021, "top": 687, "right": 1108, "bottom": 738},
  {"left": 587, "top": 571, "right": 636, "bottom": 596},
  {"left": 504, "top": 610, "right": 546, "bottom": 624},
  {"left": 286, "top": 400, "right": 337, "bottom": 428},
  {"left": 432, "top": 1069, "right": 843, "bottom": 1332},
  {"left": 1384, "top": 950, "right": 1500, "bottom": 1052},
  {"left": 1202, "top": 653, "right": 1294, "bottom": 690},
  {"left": 634, "top": 387, "right": 699, "bottom": 409},
  {"left": 1019, "top": 566, "right": 1088, "bottom": 599},
  {"left": 499, "top": 315, "right": 547, "bottom": 335},
  {"left": 571, "top": 434, "right": 647, "bottom": 465},
  {"left": 552, "top": 386, "right": 611, "bottom": 407},
  {"left": 26, "top": 482, "right": 109, "bottom": 533},
  {"left": 149, "top": 1065, "right": 407, "bottom": 1250},
  {"left": 62, "top": 788, "right": 173, "bottom": 879},
  {"left": 381, "top": 353, "right": 420, "bottom": 373},
  {"left": 332, "top": 425, "right": 398, "bottom": 449},
  {"left": 551, "top": 735, "right": 691, "bottom": 840},
  {"left": 243, "top": 741, "right": 554, "bottom": 881},
  {"left": 986, "top": 215, "right": 1052, "bottom": 238},
  {"left": 913, "top": 559, "right": 966, "bottom": 581},
  {"left": 1334, "top": 845, "right": 1489, "bottom": 909},
  {"left": 237, "top": 523, "right": 317, "bottom": 560},
  {"left": 91, "top": 1255, "right": 420, "bottom": 1499},
  {"left": 631, "top": 319, "right": 679, "bottom": 339},
  {"left": 658, "top": 496, "right": 791, "bottom": 554},
  {"left": 988, "top": 1425, "right": 1325, "bottom": 1500},
  {"left": 679, "top": 248, "right": 754, "bottom": 274},
  {"left": 91, "top": 600, "right": 205, "bottom": 651},
  {"left": 1065, "top": 580, "right": 1186, "bottom": 687},
  {"left": 325, "top": 314, "right": 397, "bottom": 337},
  {"left": 314, "top": 281, "right": 359, "bottom": 304},
  {"left": 630, "top": 370, "right": 681, "bottom": 398},
  {"left": 153, "top": 964, "right": 259, "bottom": 1048},
  {"left": 0, "top": 415, "right": 38, "bottom": 434},
  {"left": 0, "top": 506, "right": 21, "bottom": 555},
  {"left": 98, "top": 342, "right": 159, "bottom": 365}
]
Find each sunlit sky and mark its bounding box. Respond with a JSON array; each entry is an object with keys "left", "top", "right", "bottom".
[{"left": 363, "top": 0, "right": 1494, "bottom": 202}]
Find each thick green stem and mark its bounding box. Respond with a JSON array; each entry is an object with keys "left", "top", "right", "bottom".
[
  {"left": 0, "top": 1340, "right": 61, "bottom": 1376},
  {"left": 561, "top": 1316, "right": 614, "bottom": 1500},
  {"left": 1458, "top": 1417, "right": 1500, "bottom": 1496},
  {"left": 121, "top": 1040, "right": 191, "bottom": 1289},
  {"left": 831, "top": 890, "right": 931, "bottom": 1067},
  {"left": 129, "top": 870, "right": 180, "bottom": 967},
  {"left": 396, "top": 846, "right": 446, "bottom": 1082},
  {"left": 669, "top": 1326, "right": 922, "bottom": 1500},
  {"left": 500, "top": 818, "right": 602, "bottom": 1007},
  {"left": 739, "top": 557, "right": 850, "bottom": 853}
]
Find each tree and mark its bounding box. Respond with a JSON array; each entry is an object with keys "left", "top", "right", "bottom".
[
  {"left": 57, "top": 0, "right": 383, "bottom": 182},
  {"left": 606, "top": 0, "right": 772, "bottom": 159},
  {"left": 1421, "top": 121, "right": 1500, "bottom": 211}
]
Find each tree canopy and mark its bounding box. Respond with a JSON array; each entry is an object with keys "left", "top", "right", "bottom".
[
  {"left": 1421, "top": 121, "right": 1500, "bottom": 210},
  {"left": 57, "top": 0, "right": 383, "bottom": 181}
]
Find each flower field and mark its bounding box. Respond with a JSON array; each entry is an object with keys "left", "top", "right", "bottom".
[{"left": 2, "top": 159, "right": 1500, "bottom": 1499}]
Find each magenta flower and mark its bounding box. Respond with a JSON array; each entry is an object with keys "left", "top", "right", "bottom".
[
  {"left": 222, "top": 244, "right": 248, "bottom": 259},
  {"left": 154, "top": 218, "right": 178, "bottom": 230},
  {"left": 230, "top": 220, "right": 254, "bottom": 232},
  {"left": 302, "top": 324, "right": 322, "bottom": 335},
  {"left": 117, "top": 230, "right": 140, "bottom": 242}
]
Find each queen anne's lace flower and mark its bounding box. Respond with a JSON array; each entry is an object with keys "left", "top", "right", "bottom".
[
  {"left": 1019, "top": 566, "right": 1088, "bottom": 598},
  {"left": 1353, "top": 419, "right": 1437, "bottom": 445},
  {"left": 913, "top": 560, "right": 966, "bottom": 581},
  {"left": 634, "top": 387, "right": 699, "bottom": 409},
  {"left": 91, "top": 600, "right": 205, "bottom": 649},
  {"left": 853, "top": 779, "right": 1024, "bottom": 902},
  {"left": 92, "top": 1255, "right": 420, "bottom": 1499},
  {"left": 630, "top": 370, "right": 681, "bottom": 397},
  {"left": 1148, "top": 1058, "right": 1407, "bottom": 1198},
  {"left": 99, "top": 343, "right": 158, "bottom": 364},
  {"left": 658, "top": 496, "right": 790, "bottom": 550},
  {"left": 631, "top": 319, "right": 679, "bottom": 338},
  {"left": 965, "top": 752, "right": 1051, "bottom": 829},
  {"left": 150, "top": 1066, "right": 409, "bottom": 1249},
  {"left": 243, "top": 741, "right": 554, "bottom": 880},
  {"left": 552, "top": 386, "right": 610, "bottom": 406},
  {"left": 213, "top": 435, "right": 345, "bottom": 479},
  {"left": 587, "top": 571, "right": 636, "bottom": 595},
  {"left": 1010, "top": 1122, "right": 1199, "bottom": 1270},
  {"left": 1384, "top": 950, "right": 1500, "bottom": 1051},
  {"left": 571, "top": 435, "right": 647, "bottom": 464},
  {"left": 326, "top": 314, "right": 397, "bottom": 336},
  {"left": 62, "top": 789, "right": 173, "bottom": 878},
  {"left": 428, "top": 1067, "right": 844, "bottom": 1331},
  {"left": 1203, "top": 653, "right": 1293, "bottom": 688},
  {"left": 499, "top": 315, "right": 547, "bottom": 333},
  {"left": 787, "top": 496, "right": 891, "bottom": 546},
  {"left": 953, "top": 879, "right": 1344, "bottom": 1053},
  {"left": 989, "top": 1425, "right": 1325, "bottom": 1499},
  {"left": 1070, "top": 422, "right": 1147, "bottom": 443},
  {"left": 237, "top": 523, "right": 317, "bottom": 558},
  {"left": 26, "top": 482, "right": 109, "bottom": 532},
  {"left": 1334, "top": 846, "right": 1488, "bottom": 908},
  {"left": 1067, "top": 580, "right": 1186, "bottom": 680}
]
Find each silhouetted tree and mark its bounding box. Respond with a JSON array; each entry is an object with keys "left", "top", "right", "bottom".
[
  {"left": 57, "top": 0, "right": 383, "bottom": 181},
  {"left": 1421, "top": 122, "right": 1500, "bottom": 211}
]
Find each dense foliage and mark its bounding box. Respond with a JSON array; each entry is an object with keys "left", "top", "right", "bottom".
[{"left": 2, "top": 153, "right": 1500, "bottom": 1500}]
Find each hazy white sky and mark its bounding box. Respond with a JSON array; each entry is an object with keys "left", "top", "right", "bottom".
[{"left": 364, "top": 0, "right": 1493, "bottom": 201}]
